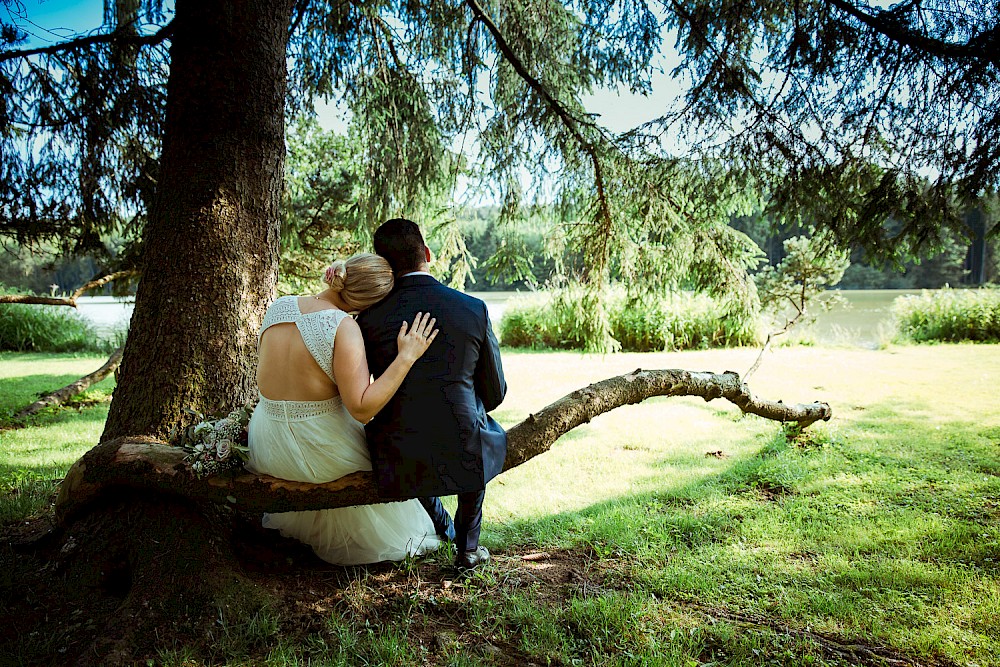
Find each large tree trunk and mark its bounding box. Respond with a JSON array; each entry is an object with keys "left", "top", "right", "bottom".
[
  {"left": 102, "top": 0, "right": 292, "bottom": 442},
  {"left": 18, "top": 8, "right": 297, "bottom": 663}
]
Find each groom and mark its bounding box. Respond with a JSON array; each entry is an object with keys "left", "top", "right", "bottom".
[{"left": 357, "top": 218, "right": 508, "bottom": 572}]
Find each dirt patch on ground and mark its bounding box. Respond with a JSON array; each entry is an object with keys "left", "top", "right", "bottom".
[
  {"left": 0, "top": 508, "right": 610, "bottom": 666},
  {"left": 235, "top": 536, "right": 611, "bottom": 666}
]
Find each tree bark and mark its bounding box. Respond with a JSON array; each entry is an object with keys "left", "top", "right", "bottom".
[
  {"left": 55, "top": 368, "right": 831, "bottom": 523},
  {"left": 102, "top": 0, "right": 292, "bottom": 442},
  {"left": 14, "top": 347, "right": 124, "bottom": 420}
]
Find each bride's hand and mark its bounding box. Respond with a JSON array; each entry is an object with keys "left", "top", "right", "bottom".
[{"left": 397, "top": 312, "right": 439, "bottom": 364}]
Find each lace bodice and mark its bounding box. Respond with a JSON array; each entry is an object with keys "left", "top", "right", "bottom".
[{"left": 259, "top": 296, "right": 349, "bottom": 384}]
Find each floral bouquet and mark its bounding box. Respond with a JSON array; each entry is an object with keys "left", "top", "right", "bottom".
[{"left": 170, "top": 400, "right": 255, "bottom": 477}]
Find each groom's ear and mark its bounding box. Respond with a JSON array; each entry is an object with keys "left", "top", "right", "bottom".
[{"left": 424, "top": 245, "right": 432, "bottom": 263}]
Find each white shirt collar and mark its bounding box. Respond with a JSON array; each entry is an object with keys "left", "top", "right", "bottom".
[{"left": 400, "top": 271, "right": 434, "bottom": 278}]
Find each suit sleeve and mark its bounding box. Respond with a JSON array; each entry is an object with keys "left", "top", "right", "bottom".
[
  {"left": 354, "top": 310, "right": 373, "bottom": 362},
  {"left": 474, "top": 305, "right": 507, "bottom": 412}
]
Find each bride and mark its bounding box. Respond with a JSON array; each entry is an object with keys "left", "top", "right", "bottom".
[{"left": 247, "top": 253, "right": 442, "bottom": 565}]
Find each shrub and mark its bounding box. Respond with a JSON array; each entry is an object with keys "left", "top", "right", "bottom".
[
  {"left": 499, "top": 287, "right": 760, "bottom": 351},
  {"left": 498, "top": 286, "right": 597, "bottom": 350},
  {"left": 0, "top": 290, "right": 109, "bottom": 353},
  {"left": 892, "top": 287, "right": 1000, "bottom": 343}
]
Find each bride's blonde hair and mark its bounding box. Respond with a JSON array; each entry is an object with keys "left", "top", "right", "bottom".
[{"left": 323, "top": 253, "right": 394, "bottom": 311}]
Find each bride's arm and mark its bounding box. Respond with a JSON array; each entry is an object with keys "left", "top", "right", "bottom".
[{"left": 333, "top": 313, "right": 438, "bottom": 424}]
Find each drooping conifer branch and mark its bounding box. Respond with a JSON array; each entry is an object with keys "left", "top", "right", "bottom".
[
  {"left": 825, "top": 0, "right": 1000, "bottom": 65},
  {"left": 0, "top": 21, "right": 175, "bottom": 64},
  {"left": 55, "top": 369, "right": 831, "bottom": 523},
  {"left": 464, "top": 0, "right": 617, "bottom": 277}
]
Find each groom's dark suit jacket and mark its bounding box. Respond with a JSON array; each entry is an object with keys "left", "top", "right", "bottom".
[{"left": 357, "top": 274, "right": 507, "bottom": 498}]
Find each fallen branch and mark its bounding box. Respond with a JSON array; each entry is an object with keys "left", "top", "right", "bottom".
[
  {"left": 14, "top": 347, "right": 124, "bottom": 421},
  {"left": 0, "top": 270, "right": 137, "bottom": 307},
  {"left": 55, "top": 368, "right": 831, "bottom": 523},
  {"left": 501, "top": 368, "right": 830, "bottom": 471}
]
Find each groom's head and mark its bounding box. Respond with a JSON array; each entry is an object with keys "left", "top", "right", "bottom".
[{"left": 373, "top": 217, "right": 430, "bottom": 275}]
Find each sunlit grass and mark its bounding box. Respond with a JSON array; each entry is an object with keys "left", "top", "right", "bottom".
[
  {"left": 0, "top": 351, "right": 115, "bottom": 418},
  {"left": 481, "top": 344, "right": 1000, "bottom": 665}
]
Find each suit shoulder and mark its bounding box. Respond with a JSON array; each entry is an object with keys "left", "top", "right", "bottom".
[
  {"left": 434, "top": 284, "right": 489, "bottom": 319},
  {"left": 355, "top": 305, "right": 375, "bottom": 330},
  {"left": 434, "top": 282, "right": 485, "bottom": 306}
]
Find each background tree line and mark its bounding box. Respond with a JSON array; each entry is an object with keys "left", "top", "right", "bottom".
[{"left": 3, "top": 208, "right": 994, "bottom": 297}]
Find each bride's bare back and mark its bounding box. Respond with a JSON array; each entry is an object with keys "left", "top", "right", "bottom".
[{"left": 256, "top": 297, "right": 343, "bottom": 402}]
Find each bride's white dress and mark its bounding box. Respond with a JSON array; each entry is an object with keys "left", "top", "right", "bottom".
[{"left": 247, "top": 296, "right": 441, "bottom": 565}]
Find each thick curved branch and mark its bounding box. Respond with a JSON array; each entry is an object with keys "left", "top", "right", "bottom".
[
  {"left": 826, "top": 0, "right": 999, "bottom": 65},
  {"left": 0, "top": 270, "right": 137, "bottom": 307},
  {"left": 55, "top": 369, "right": 831, "bottom": 523},
  {"left": 14, "top": 347, "right": 123, "bottom": 421},
  {"left": 68, "top": 270, "right": 138, "bottom": 300},
  {"left": 0, "top": 295, "right": 82, "bottom": 307},
  {"left": 0, "top": 20, "right": 174, "bottom": 64},
  {"left": 501, "top": 368, "right": 830, "bottom": 470}
]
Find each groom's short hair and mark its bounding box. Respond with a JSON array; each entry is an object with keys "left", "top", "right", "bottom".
[{"left": 373, "top": 218, "right": 426, "bottom": 275}]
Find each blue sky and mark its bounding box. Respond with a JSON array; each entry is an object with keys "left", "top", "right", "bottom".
[{"left": 8, "top": 0, "right": 106, "bottom": 44}]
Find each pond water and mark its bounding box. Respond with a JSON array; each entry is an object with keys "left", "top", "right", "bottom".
[
  {"left": 75, "top": 296, "right": 135, "bottom": 339},
  {"left": 76, "top": 289, "right": 925, "bottom": 348},
  {"left": 768, "top": 289, "right": 923, "bottom": 348}
]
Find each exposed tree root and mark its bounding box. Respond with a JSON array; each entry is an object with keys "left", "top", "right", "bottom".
[
  {"left": 55, "top": 368, "right": 830, "bottom": 523},
  {"left": 678, "top": 601, "right": 960, "bottom": 667},
  {"left": 13, "top": 347, "right": 124, "bottom": 422}
]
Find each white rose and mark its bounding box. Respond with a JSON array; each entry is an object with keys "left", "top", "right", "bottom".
[{"left": 216, "top": 439, "right": 232, "bottom": 459}]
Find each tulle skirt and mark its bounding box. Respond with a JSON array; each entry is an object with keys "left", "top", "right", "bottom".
[{"left": 247, "top": 394, "right": 441, "bottom": 565}]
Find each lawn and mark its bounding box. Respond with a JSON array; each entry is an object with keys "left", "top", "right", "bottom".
[
  {"left": 2, "top": 344, "right": 999, "bottom": 666},
  {"left": 0, "top": 352, "right": 115, "bottom": 524}
]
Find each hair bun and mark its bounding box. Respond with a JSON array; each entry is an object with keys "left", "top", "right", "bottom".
[{"left": 324, "top": 260, "right": 347, "bottom": 291}]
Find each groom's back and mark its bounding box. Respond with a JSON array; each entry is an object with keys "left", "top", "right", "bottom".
[{"left": 357, "top": 274, "right": 506, "bottom": 498}]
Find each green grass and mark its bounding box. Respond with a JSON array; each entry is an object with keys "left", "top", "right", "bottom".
[
  {"left": 3, "top": 345, "right": 999, "bottom": 665},
  {"left": 0, "top": 351, "right": 115, "bottom": 522}
]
